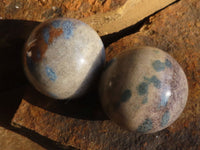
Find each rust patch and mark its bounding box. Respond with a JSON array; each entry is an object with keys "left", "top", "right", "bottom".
[
  {"left": 27, "top": 36, "right": 48, "bottom": 62},
  {"left": 48, "top": 27, "right": 63, "bottom": 44},
  {"left": 24, "top": 25, "right": 63, "bottom": 63}
]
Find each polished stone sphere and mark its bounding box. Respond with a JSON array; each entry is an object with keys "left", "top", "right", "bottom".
[
  {"left": 23, "top": 18, "right": 105, "bottom": 99},
  {"left": 99, "top": 47, "right": 188, "bottom": 133}
]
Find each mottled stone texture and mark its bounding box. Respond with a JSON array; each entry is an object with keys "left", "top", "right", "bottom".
[
  {"left": 99, "top": 47, "right": 188, "bottom": 133},
  {"left": 106, "top": 0, "right": 200, "bottom": 135},
  {"left": 23, "top": 18, "right": 105, "bottom": 99},
  {"left": 12, "top": 0, "right": 200, "bottom": 149}
]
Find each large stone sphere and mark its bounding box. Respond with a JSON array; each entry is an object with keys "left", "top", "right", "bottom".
[
  {"left": 99, "top": 47, "right": 188, "bottom": 133},
  {"left": 23, "top": 18, "right": 105, "bottom": 100}
]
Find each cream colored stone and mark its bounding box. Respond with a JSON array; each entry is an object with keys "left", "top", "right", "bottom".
[{"left": 82, "top": 0, "right": 176, "bottom": 36}]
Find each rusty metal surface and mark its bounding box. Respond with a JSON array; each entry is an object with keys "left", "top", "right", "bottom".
[
  {"left": 0, "top": 126, "right": 46, "bottom": 150},
  {"left": 0, "top": 0, "right": 126, "bottom": 21},
  {"left": 0, "top": 0, "right": 176, "bottom": 36},
  {"left": 12, "top": 0, "right": 200, "bottom": 149}
]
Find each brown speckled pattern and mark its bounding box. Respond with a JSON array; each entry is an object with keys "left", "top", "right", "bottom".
[{"left": 99, "top": 47, "right": 188, "bottom": 133}]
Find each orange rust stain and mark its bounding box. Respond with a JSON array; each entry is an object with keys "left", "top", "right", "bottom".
[
  {"left": 2, "top": 0, "right": 11, "bottom": 6},
  {"left": 37, "top": 0, "right": 49, "bottom": 6},
  {"left": 143, "top": 142, "right": 148, "bottom": 147},
  {"left": 25, "top": 26, "right": 63, "bottom": 63},
  {"left": 103, "top": 0, "right": 112, "bottom": 12},
  {"left": 64, "top": 0, "right": 82, "bottom": 11},
  {"left": 183, "top": 121, "right": 189, "bottom": 128},
  {"left": 88, "top": 0, "right": 95, "bottom": 5},
  {"left": 32, "top": 38, "right": 48, "bottom": 62},
  {"left": 48, "top": 27, "right": 63, "bottom": 43}
]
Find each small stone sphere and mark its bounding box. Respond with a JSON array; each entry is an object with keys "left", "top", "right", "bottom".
[
  {"left": 23, "top": 18, "right": 105, "bottom": 100},
  {"left": 99, "top": 47, "right": 188, "bottom": 133}
]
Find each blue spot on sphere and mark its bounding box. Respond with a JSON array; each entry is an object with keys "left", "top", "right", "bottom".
[
  {"left": 150, "top": 76, "right": 161, "bottom": 89},
  {"left": 152, "top": 60, "right": 165, "bottom": 72},
  {"left": 137, "top": 82, "right": 148, "bottom": 95},
  {"left": 120, "top": 89, "right": 132, "bottom": 103},
  {"left": 137, "top": 118, "right": 153, "bottom": 133},
  {"left": 165, "top": 59, "right": 172, "bottom": 68},
  {"left": 45, "top": 66, "right": 57, "bottom": 81},
  {"left": 52, "top": 20, "right": 61, "bottom": 28},
  {"left": 161, "top": 111, "right": 170, "bottom": 127},
  {"left": 144, "top": 76, "right": 161, "bottom": 89},
  {"left": 113, "top": 89, "right": 131, "bottom": 109},
  {"left": 43, "top": 27, "right": 50, "bottom": 44},
  {"left": 62, "top": 20, "right": 74, "bottom": 39}
]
